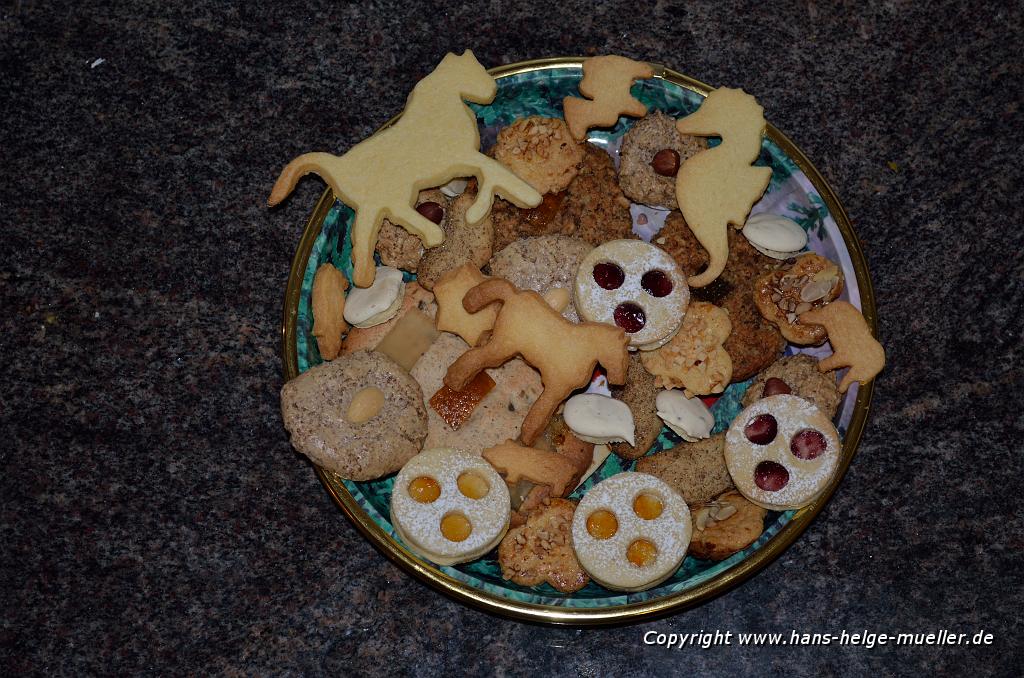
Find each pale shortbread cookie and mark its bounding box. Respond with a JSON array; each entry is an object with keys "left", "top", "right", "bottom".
[
  {"left": 391, "top": 448, "right": 510, "bottom": 566},
  {"left": 433, "top": 264, "right": 498, "bottom": 347},
  {"left": 640, "top": 301, "right": 732, "bottom": 396},
  {"left": 268, "top": 50, "right": 540, "bottom": 288},
  {"left": 674, "top": 88, "right": 772, "bottom": 288},
  {"left": 800, "top": 301, "right": 885, "bottom": 393},
  {"left": 492, "top": 117, "right": 584, "bottom": 195},
  {"left": 724, "top": 395, "right": 841, "bottom": 511},
  {"left": 563, "top": 55, "right": 653, "bottom": 140},
  {"left": 571, "top": 472, "right": 691, "bottom": 592}
]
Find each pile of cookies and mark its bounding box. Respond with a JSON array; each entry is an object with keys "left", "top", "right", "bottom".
[{"left": 275, "top": 51, "right": 885, "bottom": 594}]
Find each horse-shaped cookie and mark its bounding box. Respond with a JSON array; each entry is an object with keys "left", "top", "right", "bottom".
[
  {"left": 801, "top": 301, "right": 885, "bottom": 393},
  {"left": 674, "top": 87, "right": 772, "bottom": 288},
  {"left": 563, "top": 55, "right": 653, "bottom": 140},
  {"left": 444, "top": 279, "right": 629, "bottom": 446},
  {"left": 268, "top": 50, "right": 542, "bottom": 288}
]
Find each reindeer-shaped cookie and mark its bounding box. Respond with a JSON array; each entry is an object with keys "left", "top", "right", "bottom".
[
  {"left": 444, "top": 279, "right": 630, "bottom": 446},
  {"left": 563, "top": 56, "right": 654, "bottom": 140},
  {"left": 801, "top": 301, "right": 885, "bottom": 393},
  {"left": 268, "top": 51, "right": 542, "bottom": 288},
  {"left": 673, "top": 88, "right": 772, "bottom": 288}
]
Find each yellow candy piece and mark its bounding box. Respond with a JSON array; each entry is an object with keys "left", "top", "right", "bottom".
[
  {"left": 674, "top": 88, "right": 773, "bottom": 288},
  {"left": 268, "top": 51, "right": 541, "bottom": 288}
]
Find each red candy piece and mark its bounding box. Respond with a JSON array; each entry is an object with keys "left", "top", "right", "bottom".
[
  {"left": 593, "top": 262, "right": 625, "bottom": 290},
  {"left": 790, "top": 429, "right": 828, "bottom": 460},
  {"left": 754, "top": 461, "right": 790, "bottom": 492},
  {"left": 640, "top": 270, "right": 673, "bottom": 297},
  {"left": 744, "top": 414, "right": 778, "bottom": 445},
  {"left": 613, "top": 302, "right": 646, "bottom": 333}
]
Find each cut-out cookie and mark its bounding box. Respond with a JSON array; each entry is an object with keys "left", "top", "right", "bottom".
[
  {"left": 268, "top": 50, "right": 541, "bottom": 288},
  {"left": 433, "top": 264, "right": 499, "bottom": 347},
  {"left": 444, "top": 278, "right": 630, "bottom": 446},
  {"left": 310, "top": 263, "right": 349, "bottom": 360},
  {"left": 563, "top": 56, "right": 654, "bottom": 140},
  {"left": 674, "top": 88, "right": 773, "bottom": 288},
  {"left": 800, "top": 301, "right": 885, "bottom": 393}
]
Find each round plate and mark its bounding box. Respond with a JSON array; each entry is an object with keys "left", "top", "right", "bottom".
[{"left": 280, "top": 57, "right": 877, "bottom": 625}]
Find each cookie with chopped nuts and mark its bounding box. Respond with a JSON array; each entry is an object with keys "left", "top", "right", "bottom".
[
  {"left": 660, "top": 213, "right": 786, "bottom": 381},
  {"left": 417, "top": 186, "right": 495, "bottom": 291},
  {"left": 618, "top": 111, "right": 707, "bottom": 209},
  {"left": 689, "top": 490, "right": 767, "bottom": 561},
  {"left": 740, "top": 354, "right": 842, "bottom": 418},
  {"left": 753, "top": 252, "right": 844, "bottom": 346},
  {"left": 376, "top": 188, "right": 449, "bottom": 272},
  {"left": 493, "top": 116, "right": 584, "bottom": 195},
  {"left": 498, "top": 498, "right": 589, "bottom": 593},
  {"left": 639, "top": 301, "right": 732, "bottom": 396}
]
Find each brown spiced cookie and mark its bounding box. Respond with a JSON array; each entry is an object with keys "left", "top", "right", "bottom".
[
  {"left": 689, "top": 490, "right": 767, "bottom": 561},
  {"left": 487, "top": 235, "right": 593, "bottom": 322},
  {"left": 554, "top": 143, "right": 635, "bottom": 245},
  {"left": 608, "top": 353, "right": 661, "bottom": 460},
  {"left": 376, "top": 188, "right": 448, "bottom": 272},
  {"left": 618, "top": 111, "right": 707, "bottom": 209},
  {"left": 659, "top": 213, "right": 785, "bottom": 381},
  {"left": 498, "top": 498, "right": 589, "bottom": 593},
  {"left": 634, "top": 433, "right": 733, "bottom": 506},
  {"left": 280, "top": 351, "right": 427, "bottom": 481},
  {"left": 493, "top": 117, "right": 584, "bottom": 195},
  {"left": 740, "top": 354, "right": 842, "bottom": 418},
  {"left": 417, "top": 187, "right": 495, "bottom": 291}
]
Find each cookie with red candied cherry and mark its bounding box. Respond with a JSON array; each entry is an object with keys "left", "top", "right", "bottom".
[{"left": 724, "top": 395, "right": 841, "bottom": 511}]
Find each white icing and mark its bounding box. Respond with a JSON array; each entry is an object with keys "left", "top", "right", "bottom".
[
  {"left": 724, "top": 394, "right": 841, "bottom": 511},
  {"left": 742, "top": 214, "right": 808, "bottom": 260},
  {"left": 571, "top": 472, "right": 691, "bottom": 591},
  {"left": 573, "top": 239, "right": 689, "bottom": 348},
  {"left": 390, "top": 448, "right": 510, "bottom": 565},
  {"left": 656, "top": 389, "right": 714, "bottom": 442},
  {"left": 564, "top": 393, "right": 635, "bottom": 446},
  {"left": 439, "top": 177, "right": 469, "bottom": 197},
  {"left": 344, "top": 266, "right": 404, "bottom": 328}
]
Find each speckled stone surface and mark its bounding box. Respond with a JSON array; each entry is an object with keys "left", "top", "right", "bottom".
[{"left": 2, "top": 1, "right": 1022, "bottom": 675}]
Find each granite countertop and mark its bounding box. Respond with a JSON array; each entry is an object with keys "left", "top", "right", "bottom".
[{"left": 2, "top": 1, "right": 1021, "bottom": 675}]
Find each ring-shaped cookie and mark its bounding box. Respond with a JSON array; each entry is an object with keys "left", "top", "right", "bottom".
[
  {"left": 571, "top": 472, "right": 691, "bottom": 591},
  {"left": 391, "top": 448, "right": 510, "bottom": 566},
  {"left": 574, "top": 240, "right": 689, "bottom": 350},
  {"left": 724, "top": 394, "right": 841, "bottom": 511}
]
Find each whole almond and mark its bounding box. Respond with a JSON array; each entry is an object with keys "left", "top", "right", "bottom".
[{"left": 311, "top": 263, "right": 349, "bottom": 360}]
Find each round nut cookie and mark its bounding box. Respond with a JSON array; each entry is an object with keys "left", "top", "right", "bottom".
[
  {"left": 689, "top": 490, "right": 767, "bottom": 561},
  {"left": 493, "top": 117, "right": 584, "bottom": 195},
  {"left": 376, "top": 188, "right": 449, "bottom": 272},
  {"left": 488, "top": 235, "right": 593, "bottom": 322},
  {"left": 659, "top": 212, "right": 786, "bottom": 382},
  {"left": 741, "top": 354, "right": 842, "bottom": 418},
  {"left": 724, "top": 394, "right": 841, "bottom": 511},
  {"left": 753, "top": 252, "right": 844, "bottom": 346},
  {"left": 618, "top": 111, "right": 707, "bottom": 209},
  {"left": 280, "top": 350, "right": 428, "bottom": 481},
  {"left": 417, "top": 185, "right": 495, "bottom": 291}
]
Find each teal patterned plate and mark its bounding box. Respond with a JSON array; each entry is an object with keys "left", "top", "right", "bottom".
[{"left": 280, "top": 58, "right": 877, "bottom": 624}]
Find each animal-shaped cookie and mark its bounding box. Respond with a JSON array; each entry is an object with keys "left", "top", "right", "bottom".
[
  {"left": 800, "top": 301, "right": 885, "bottom": 392},
  {"left": 268, "top": 50, "right": 541, "bottom": 288},
  {"left": 444, "top": 279, "right": 630, "bottom": 446},
  {"left": 673, "top": 88, "right": 773, "bottom": 288},
  {"left": 563, "top": 56, "right": 654, "bottom": 140}
]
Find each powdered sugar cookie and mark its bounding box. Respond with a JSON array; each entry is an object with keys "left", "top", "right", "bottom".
[{"left": 724, "top": 395, "right": 841, "bottom": 511}]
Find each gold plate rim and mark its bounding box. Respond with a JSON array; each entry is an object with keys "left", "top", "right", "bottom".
[{"left": 278, "top": 57, "right": 877, "bottom": 625}]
